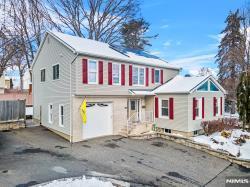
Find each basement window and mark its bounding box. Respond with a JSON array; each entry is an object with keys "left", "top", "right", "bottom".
[
  {"left": 164, "top": 129, "right": 171, "bottom": 133},
  {"left": 194, "top": 130, "right": 198, "bottom": 136}
]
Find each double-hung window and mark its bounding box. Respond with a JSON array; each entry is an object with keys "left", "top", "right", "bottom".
[
  {"left": 112, "top": 63, "right": 121, "bottom": 85},
  {"left": 41, "top": 69, "right": 45, "bottom": 82},
  {"left": 53, "top": 64, "right": 59, "bottom": 80},
  {"left": 132, "top": 66, "right": 145, "bottom": 86},
  {"left": 215, "top": 98, "right": 219, "bottom": 116},
  {"left": 195, "top": 99, "right": 202, "bottom": 119},
  {"left": 161, "top": 100, "right": 169, "bottom": 118},
  {"left": 59, "top": 104, "right": 64, "bottom": 127},
  {"left": 88, "top": 60, "right": 98, "bottom": 84},
  {"left": 155, "top": 69, "right": 160, "bottom": 84},
  {"left": 48, "top": 104, "right": 53, "bottom": 124}
]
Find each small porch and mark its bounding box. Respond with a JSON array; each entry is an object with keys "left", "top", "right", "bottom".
[{"left": 119, "top": 90, "right": 155, "bottom": 136}]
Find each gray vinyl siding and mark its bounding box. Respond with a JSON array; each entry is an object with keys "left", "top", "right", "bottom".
[
  {"left": 33, "top": 35, "right": 76, "bottom": 135},
  {"left": 155, "top": 94, "right": 189, "bottom": 131},
  {"left": 187, "top": 91, "right": 225, "bottom": 132},
  {"left": 74, "top": 56, "right": 179, "bottom": 95}
]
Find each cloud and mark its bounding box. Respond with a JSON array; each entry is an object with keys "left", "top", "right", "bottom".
[
  {"left": 176, "top": 41, "right": 182, "bottom": 45},
  {"left": 160, "top": 24, "right": 169, "bottom": 29},
  {"left": 169, "top": 54, "right": 217, "bottom": 77},
  {"left": 150, "top": 50, "right": 161, "bottom": 55},
  {"left": 163, "top": 41, "right": 171, "bottom": 46},
  {"left": 208, "top": 34, "right": 224, "bottom": 43}
]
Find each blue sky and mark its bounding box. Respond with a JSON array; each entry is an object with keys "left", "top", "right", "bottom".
[{"left": 141, "top": 0, "right": 246, "bottom": 75}]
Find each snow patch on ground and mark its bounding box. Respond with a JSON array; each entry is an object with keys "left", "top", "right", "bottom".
[
  {"left": 51, "top": 166, "right": 67, "bottom": 174},
  {"left": 36, "top": 176, "right": 115, "bottom": 187},
  {"left": 193, "top": 129, "right": 250, "bottom": 159}
]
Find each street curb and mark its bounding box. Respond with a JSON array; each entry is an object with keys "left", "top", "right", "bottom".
[{"left": 129, "top": 132, "right": 250, "bottom": 168}]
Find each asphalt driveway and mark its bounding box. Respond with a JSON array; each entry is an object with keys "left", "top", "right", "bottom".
[{"left": 0, "top": 126, "right": 249, "bottom": 187}]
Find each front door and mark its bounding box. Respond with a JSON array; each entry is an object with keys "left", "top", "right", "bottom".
[{"left": 129, "top": 99, "right": 140, "bottom": 122}]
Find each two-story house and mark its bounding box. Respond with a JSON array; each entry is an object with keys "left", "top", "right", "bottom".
[{"left": 32, "top": 31, "right": 226, "bottom": 142}]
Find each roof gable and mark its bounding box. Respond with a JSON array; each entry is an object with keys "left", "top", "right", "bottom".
[{"left": 153, "top": 75, "right": 226, "bottom": 94}]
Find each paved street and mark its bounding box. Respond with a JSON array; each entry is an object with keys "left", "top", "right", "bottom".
[{"left": 0, "top": 126, "right": 249, "bottom": 187}]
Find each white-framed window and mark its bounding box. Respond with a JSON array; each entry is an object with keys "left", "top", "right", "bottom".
[
  {"left": 155, "top": 69, "right": 160, "bottom": 84},
  {"left": 132, "top": 66, "right": 145, "bottom": 86},
  {"left": 160, "top": 99, "right": 169, "bottom": 118},
  {"left": 215, "top": 98, "right": 220, "bottom": 116},
  {"left": 195, "top": 98, "right": 202, "bottom": 119},
  {"left": 53, "top": 64, "right": 59, "bottom": 80},
  {"left": 41, "top": 69, "right": 46, "bottom": 82},
  {"left": 59, "top": 104, "right": 64, "bottom": 127},
  {"left": 48, "top": 104, "right": 53, "bottom": 124},
  {"left": 88, "top": 60, "right": 98, "bottom": 84},
  {"left": 112, "top": 63, "right": 121, "bottom": 85}
]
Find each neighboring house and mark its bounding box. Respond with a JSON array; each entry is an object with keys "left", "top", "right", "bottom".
[
  {"left": 0, "top": 75, "right": 10, "bottom": 94},
  {"left": 32, "top": 31, "right": 226, "bottom": 142}
]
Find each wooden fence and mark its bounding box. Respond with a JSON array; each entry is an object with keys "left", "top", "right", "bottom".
[{"left": 0, "top": 100, "right": 26, "bottom": 123}]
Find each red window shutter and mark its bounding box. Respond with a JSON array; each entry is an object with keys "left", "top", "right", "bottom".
[
  {"left": 108, "top": 62, "right": 112, "bottom": 85},
  {"left": 146, "top": 68, "right": 149, "bottom": 86},
  {"left": 82, "top": 58, "right": 88, "bottom": 84},
  {"left": 202, "top": 97, "right": 205, "bottom": 119},
  {"left": 160, "top": 69, "right": 163, "bottom": 84},
  {"left": 193, "top": 97, "right": 196, "bottom": 120},
  {"left": 213, "top": 97, "right": 216, "bottom": 116},
  {"left": 121, "top": 64, "right": 125, "bottom": 86},
  {"left": 129, "top": 65, "right": 132, "bottom": 86},
  {"left": 152, "top": 68, "right": 155, "bottom": 83},
  {"left": 155, "top": 97, "right": 159, "bottom": 118},
  {"left": 220, "top": 97, "right": 223, "bottom": 115},
  {"left": 98, "top": 61, "right": 103, "bottom": 84},
  {"left": 169, "top": 98, "right": 174, "bottom": 120}
]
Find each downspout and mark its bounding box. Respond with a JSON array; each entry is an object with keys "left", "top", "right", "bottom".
[{"left": 70, "top": 53, "right": 79, "bottom": 143}]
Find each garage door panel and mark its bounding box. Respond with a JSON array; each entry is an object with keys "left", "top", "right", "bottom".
[{"left": 82, "top": 103, "right": 113, "bottom": 139}]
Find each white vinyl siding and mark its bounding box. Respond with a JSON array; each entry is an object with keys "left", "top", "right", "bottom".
[
  {"left": 88, "top": 60, "right": 98, "bottom": 84},
  {"left": 132, "top": 66, "right": 145, "bottom": 86},
  {"left": 112, "top": 63, "right": 121, "bottom": 85}
]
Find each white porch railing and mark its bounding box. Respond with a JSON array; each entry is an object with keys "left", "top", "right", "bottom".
[{"left": 126, "top": 110, "right": 154, "bottom": 135}]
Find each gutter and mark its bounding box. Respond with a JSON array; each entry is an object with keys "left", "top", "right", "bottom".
[{"left": 69, "top": 53, "right": 79, "bottom": 143}]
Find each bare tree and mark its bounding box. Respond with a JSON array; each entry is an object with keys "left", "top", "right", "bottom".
[
  {"left": 198, "top": 67, "right": 212, "bottom": 76},
  {"left": 0, "top": 28, "right": 19, "bottom": 78},
  {"left": 1, "top": 0, "right": 54, "bottom": 80},
  {"left": 47, "top": 0, "right": 139, "bottom": 44}
]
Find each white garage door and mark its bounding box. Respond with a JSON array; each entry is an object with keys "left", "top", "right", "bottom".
[{"left": 82, "top": 103, "right": 113, "bottom": 140}]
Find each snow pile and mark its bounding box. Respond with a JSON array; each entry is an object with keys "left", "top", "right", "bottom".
[
  {"left": 37, "top": 176, "right": 115, "bottom": 187},
  {"left": 193, "top": 129, "right": 250, "bottom": 159},
  {"left": 224, "top": 112, "right": 239, "bottom": 119}
]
